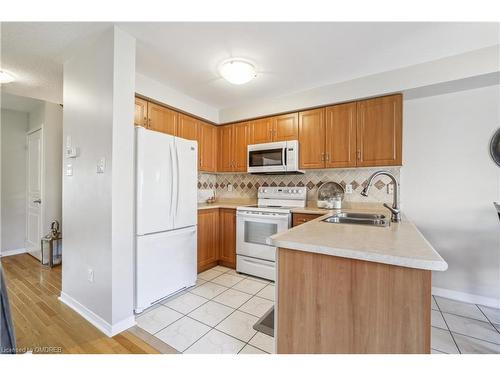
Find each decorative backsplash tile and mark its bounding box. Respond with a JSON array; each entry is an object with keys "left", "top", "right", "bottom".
[{"left": 199, "top": 167, "right": 400, "bottom": 204}]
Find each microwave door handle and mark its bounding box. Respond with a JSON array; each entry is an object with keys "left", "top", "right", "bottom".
[{"left": 282, "top": 147, "right": 286, "bottom": 170}]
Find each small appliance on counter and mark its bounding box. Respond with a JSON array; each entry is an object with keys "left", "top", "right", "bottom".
[{"left": 317, "top": 181, "right": 345, "bottom": 209}]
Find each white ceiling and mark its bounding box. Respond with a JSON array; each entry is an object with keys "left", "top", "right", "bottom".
[{"left": 1, "top": 22, "right": 499, "bottom": 109}]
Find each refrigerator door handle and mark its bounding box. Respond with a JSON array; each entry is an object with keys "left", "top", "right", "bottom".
[
  {"left": 175, "top": 142, "right": 180, "bottom": 218},
  {"left": 169, "top": 145, "right": 175, "bottom": 218}
]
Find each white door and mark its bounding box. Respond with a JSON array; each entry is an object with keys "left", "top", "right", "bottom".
[
  {"left": 173, "top": 137, "right": 198, "bottom": 229},
  {"left": 136, "top": 127, "right": 175, "bottom": 235},
  {"left": 26, "top": 129, "right": 43, "bottom": 259},
  {"left": 135, "top": 226, "right": 197, "bottom": 313}
]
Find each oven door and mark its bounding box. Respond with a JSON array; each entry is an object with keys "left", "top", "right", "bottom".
[
  {"left": 247, "top": 142, "right": 287, "bottom": 173},
  {"left": 236, "top": 211, "right": 290, "bottom": 261}
]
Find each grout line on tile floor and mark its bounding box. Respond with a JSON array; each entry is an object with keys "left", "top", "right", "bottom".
[
  {"left": 434, "top": 301, "right": 461, "bottom": 354},
  {"left": 476, "top": 304, "right": 500, "bottom": 335},
  {"left": 448, "top": 329, "right": 500, "bottom": 347}
]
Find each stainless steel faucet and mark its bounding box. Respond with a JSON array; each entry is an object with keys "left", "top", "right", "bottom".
[{"left": 361, "top": 170, "right": 401, "bottom": 223}]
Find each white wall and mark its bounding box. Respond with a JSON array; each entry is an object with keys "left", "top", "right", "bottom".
[
  {"left": 136, "top": 73, "right": 219, "bottom": 123},
  {"left": 402, "top": 85, "right": 500, "bottom": 307},
  {"left": 1, "top": 109, "right": 28, "bottom": 253},
  {"left": 42, "top": 102, "right": 63, "bottom": 236},
  {"left": 219, "top": 45, "right": 500, "bottom": 123},
  {"left": 28, "top": 102, "right": 45, "bottom": 132},
  {"left": 62, "top": 26, "right": 136, "bottom": 335}
]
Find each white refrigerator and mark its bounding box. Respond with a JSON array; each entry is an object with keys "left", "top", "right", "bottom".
[{"left": 135, "top": 126, "right": 198, "bottom": 313}]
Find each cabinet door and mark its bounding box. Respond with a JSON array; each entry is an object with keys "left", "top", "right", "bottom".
[
  {"left": 274, "top": 113, "right": 298, "bottom": 141},
  {"left": 198, "top": 121, "right": 217, "bottom": 172},
  {"left": 249, "top": 117, "right": 274, "bottom": 144},
  {"left": 218, "top": 126, "right": 233, "bottom": 172},
  {"left": 197, "top": 209, "right": 219, "bottom": 273},
  {"left": 148, "top": 102, "right": 178, "bottom": 135},
  {"left": 134, "top": 98, "right": 148, "bottom": 127},
  {"left": 232, "top": 122, "right": 249, "bottom": 172},
  {"left": 356, "top": 94, "right": 402, "bottom": 167},
  {"left": 177, "top": 114, "right": 199, "bottom": 141},
  {"left": 325, "top": 103, "right": 357, "bottom": 168},
  {"left": 298, "top": 108, "right": 326, "bottom": 169},
  {"left": 292, "top": 213, "right": 322, "bottom": 227},
  {"left": 218, "top": 208, "right": 236, "bottom": 268}
]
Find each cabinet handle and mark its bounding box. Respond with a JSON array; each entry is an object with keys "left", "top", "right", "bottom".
[
  {"left": 320, "top": 153, "right": 325, "bottom": 162},
  {"left": 148, "top": 118, "right": 152, "bottom": 129},
  {"left": 143, "top": 117, "right": 147, "bottom": 126},
  {"left": 325, "top": 153, "right": 330, "bottom": 162},
  {"left": 357, "top": 150, "right": 361, "bottom": 160}
]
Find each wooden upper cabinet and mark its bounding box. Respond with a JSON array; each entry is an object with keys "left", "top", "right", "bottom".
[
  {"left": 232, "top": 122, "right": 249, "bottom": 172},
  {"left": 356, "top": 94, "right": 402, "bottom": 167},
  {"left": 177, "top": 114, "right": 199, "bottom": 141},
  {"left": 274, "top": 113, "right": 298, "bottom": 141},
  {"left": 198, "top": 121, "right": 217, "bottom": 172},
  {"left": 249, "top": 117, "right": 274, "bottom": 144},
  {"left": 148, "top": 102, "right": 178, "bottom": 135},
  {"left": 298, "top": 108, "right": 326, "bottom": 169},
  {"left": 325, "top": 102, "right": 357, "bottom": 168},
  {"left": 134, "top": 98, "right": 148, "bottom": 127},
  {"left": 249, "top": 113, "right": 298, "bottom": 144},
  {"left": 218, "top": 125, "right": 233, "bottom": 172},
  {"left": 218, "top": 208, "right": 236, "bottom": 268}
]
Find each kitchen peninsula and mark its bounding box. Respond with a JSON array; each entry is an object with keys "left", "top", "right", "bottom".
[{"left": 269, "top": 206, "right": 447, "bottom": 354}]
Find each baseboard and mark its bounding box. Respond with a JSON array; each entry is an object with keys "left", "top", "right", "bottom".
[
  {"left": 0, "top": 248, "right": 27, "bottom": 257},
  {"left": 432, "top": 286, "right": 500, "bottom": 309},
  {"left": 59, "top": 292, "right": 136, "bottom": 337}
]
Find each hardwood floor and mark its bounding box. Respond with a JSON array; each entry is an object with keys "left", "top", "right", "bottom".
[{"left": 1, "top": 254, "right": 159, "bottom": 354}]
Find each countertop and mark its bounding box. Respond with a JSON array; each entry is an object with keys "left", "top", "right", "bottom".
[
  {"left": 268, "top": 205, "right": 448, "bottom": 271},
  {"left": 197, "top": 199, "right": 364, "bottom": 215}
]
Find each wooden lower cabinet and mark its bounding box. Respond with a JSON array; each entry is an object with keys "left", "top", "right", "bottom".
[
  {"left": 197, "top": 208, "right": 237, "bottom": 272},
  {"left": 276, "top": 248, "right": 431, "bottom": 354},
  {"left": 218, "top": 208, "right": 237, "bottom": 268},
  {"left": 197, "top": 209, "right": 219, "bottom": 273},
  {"left": 292, "top": 213, "right": 322, "bottom": 227}
]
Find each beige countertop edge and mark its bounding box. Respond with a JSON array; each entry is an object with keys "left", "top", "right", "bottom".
[{"left": 270, "top": 238, "right": 448, "bottom": 271}]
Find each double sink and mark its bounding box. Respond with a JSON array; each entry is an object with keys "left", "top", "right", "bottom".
[{"left": 322, "top": 212, "right": 390, "bottom": 227}]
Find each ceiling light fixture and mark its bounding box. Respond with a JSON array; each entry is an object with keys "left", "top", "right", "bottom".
[
  {"left": 219, "top": 58, "right": 256, "bottom": 85},
  {"left": 0, "top": 70, "right": 15, "bottom": 84}
]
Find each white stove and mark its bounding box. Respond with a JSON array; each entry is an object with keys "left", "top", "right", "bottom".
[{"left": 236, "top": 187, "right": 307, "bottom": 281}]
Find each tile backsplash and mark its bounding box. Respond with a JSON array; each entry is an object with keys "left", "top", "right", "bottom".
[{"left": 198, "top": 168, "right": 400, "bottom": 204}]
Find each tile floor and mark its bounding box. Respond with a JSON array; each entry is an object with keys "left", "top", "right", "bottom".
[
  {"left": 431, "top": 295, "right": 500, "bottom": 354},
  {"left": 136, "top": 265, "right": 500, "bottom": 354},
  {"left": 136, "top": 265, "right": 275, "bottom": 354}
]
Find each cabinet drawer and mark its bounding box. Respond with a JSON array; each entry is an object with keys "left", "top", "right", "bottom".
[{"left": 292, "top": 213, "right": 322, "bottom": 227}]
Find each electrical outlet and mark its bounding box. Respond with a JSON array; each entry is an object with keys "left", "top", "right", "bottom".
[
  {"left": 227, "top": 183, "right": 233, "bottom": 192},
  {"left": 87, "top": 268, "right": 94, "bottom": 283},
  {"left": 387, "top": 183, "right": 394, "bottom": 195},
  {"left": 65, "top": 164, "right": 73, "bottom": 176},
  {"left": 345, "top": 184, "right": 353, "bottom": 194}
]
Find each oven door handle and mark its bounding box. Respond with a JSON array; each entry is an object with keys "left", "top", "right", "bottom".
[{"left": 237, "top": 212, "right": 289, "bottom": 220}]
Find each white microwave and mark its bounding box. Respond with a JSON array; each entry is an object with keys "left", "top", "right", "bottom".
[{"left": 247, "top": 140, "right": 303, "bottom": 174}]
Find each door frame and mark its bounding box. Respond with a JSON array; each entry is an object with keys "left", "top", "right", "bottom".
[{"left": 25, "top": 126, "right": 44, "bottom": 259}]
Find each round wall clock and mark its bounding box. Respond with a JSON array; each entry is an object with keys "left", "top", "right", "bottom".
[{"left": 491, "top": 128, "right": 500, "bottom": 167}]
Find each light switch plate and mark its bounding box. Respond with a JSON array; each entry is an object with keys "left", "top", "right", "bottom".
[
  {"left": 65, "top": 146, "right": 79, "bottom": 158},
  {"left": 345, "top": 184, "right": 353, "bottom": 194},
  {"left": 96, "top": 158, "right": 105, "bottom": 173}
]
